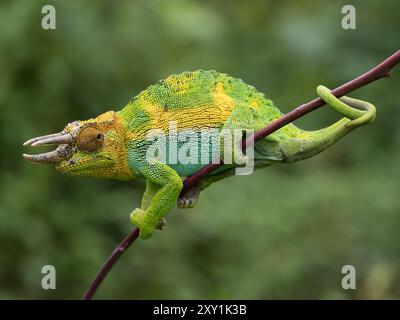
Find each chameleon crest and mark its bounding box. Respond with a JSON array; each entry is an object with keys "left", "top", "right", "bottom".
[{"left": 23, "top": 70, "right": 376, "bottom": 239}]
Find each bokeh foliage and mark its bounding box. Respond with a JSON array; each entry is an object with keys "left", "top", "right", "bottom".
[{"left": 0, "top": 0, "right": 399, "bottom": 299}]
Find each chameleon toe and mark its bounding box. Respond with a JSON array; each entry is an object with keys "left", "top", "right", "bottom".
[{"left": 177, "top": 185, "right": 200, "bottom": 209}]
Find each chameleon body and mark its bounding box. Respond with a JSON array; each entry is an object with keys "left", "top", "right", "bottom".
[{"left": 23, "top": 70, "right": 376, "bottom": 239}]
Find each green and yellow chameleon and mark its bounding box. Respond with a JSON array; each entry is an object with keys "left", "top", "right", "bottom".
[{"left": 23, "top": 70, "right": 375, "bottom": 239}]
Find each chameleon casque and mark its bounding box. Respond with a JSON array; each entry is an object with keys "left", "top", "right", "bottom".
[{"left": 23, "top": 70, "right": 376, "bottom": 239}]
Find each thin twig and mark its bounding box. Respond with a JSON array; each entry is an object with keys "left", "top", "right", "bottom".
[
  {"left": 82, "top": 50, "right": 400, "bottom": 300},
  {"left": 82, "top": 228, "right": 139, "bottom": 299}
]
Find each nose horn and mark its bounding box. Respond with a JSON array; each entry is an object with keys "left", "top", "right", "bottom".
[{"left": 23, "top": 148, "right": 65, "bottom": 163}]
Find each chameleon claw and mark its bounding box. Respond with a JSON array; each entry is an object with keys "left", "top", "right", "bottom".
[
  {"left": 156, "top": 218, "right": 167, "bottom": 230},
  {"left": 177, "top": 185, "right": 200, "bottom": 209}
]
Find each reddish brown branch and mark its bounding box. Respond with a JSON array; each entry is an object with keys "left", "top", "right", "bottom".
[
  {"left": 82, "top": 50, "right": 400, "bottom": 300},
  {"left": 82, "top": 228, "right": 139, "bottom": 299}
]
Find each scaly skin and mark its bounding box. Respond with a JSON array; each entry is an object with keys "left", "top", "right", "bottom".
[{"left": 23, "top": 70, "right": 376, "bottom": 239}]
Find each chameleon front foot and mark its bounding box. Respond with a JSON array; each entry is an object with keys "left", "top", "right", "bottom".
[
  {"left": 177, "top": 185, "right": 200, "bottom": 209},
  {"left": 130, "top": 208, "right": 158, "bottom": 239}
]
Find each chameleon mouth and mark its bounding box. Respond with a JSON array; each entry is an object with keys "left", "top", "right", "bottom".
[
  {"left": 57, "top": 157, "right": 114, "bottom": 174},
  {"left": 22, "top": 132, "right": 75, "bottom": 163}
]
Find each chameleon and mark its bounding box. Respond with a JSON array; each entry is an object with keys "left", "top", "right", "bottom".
[{"left": 23, "top": 70, "right": 376, "bottom": 239}]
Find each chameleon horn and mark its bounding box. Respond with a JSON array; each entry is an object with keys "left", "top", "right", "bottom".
[
  {"left": 30, "top": 133, "right": 73, "bottom": 146},
  {"left": 23, "top": 148, "right": 66, "bottom": 164},
  {"left": 23, "top": 132, "right": 67, "bottom": 146}
]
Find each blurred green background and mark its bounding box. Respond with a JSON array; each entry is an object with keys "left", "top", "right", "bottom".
[{"left": 0, "top": 0, "right": 399, "bottom": 299}]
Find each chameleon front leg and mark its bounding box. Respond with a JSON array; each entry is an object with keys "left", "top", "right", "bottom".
[
  {"left": 130, "top": 160, "right": 183, "bottom": 239},
  {"left": 141, "top": 179, "right": 160, "bottom": 210},
  {"left": 140, "top": 179, "right": 167, "bottom": 230}
]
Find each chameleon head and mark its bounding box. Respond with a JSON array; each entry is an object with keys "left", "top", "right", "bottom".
[{"left": 23, "top": 111, "right": 134, "bottom": 180}]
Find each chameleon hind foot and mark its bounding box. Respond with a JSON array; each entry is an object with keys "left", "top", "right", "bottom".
[
  {"left": 232, "top": 148, "right": 249, "bottom": 166},
  {"left": 220, "top": 143, "right": 249, "bottom": 166},
  {"left": 130, "top": 208, "right": 158, "bottom": 239},
  {"left": 177, "top": 185, "right": 200, "bottom": 209},
  {"left": 156, "top": 218, "right": 167, "bottom": 230}
]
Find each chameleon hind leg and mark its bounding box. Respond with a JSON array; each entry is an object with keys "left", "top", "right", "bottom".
[
  {"left": 219, "top": 104, "right": 261, "bottom": 167},
  {"left": 177, "top": 166, "right": 236, "bottom": 209},
  {"left": 177, "top": 184, "right": 201, "bottom": 209},
  {"left": 178, "top": 104, "right": 276, "bottom": 209},
  {"left": 130, "top": 159, "right": 183, "bottom": 239},
  {"left": 177, "top": 162, "right": 270, "bottom": 209}
]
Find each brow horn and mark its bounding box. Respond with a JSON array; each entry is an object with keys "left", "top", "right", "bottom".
[
  {"left": 31, "top": 134, "right": 73, "bottom": 146},
  {"left": 23, "top": 132, "right": 73, "bottom": 146}
]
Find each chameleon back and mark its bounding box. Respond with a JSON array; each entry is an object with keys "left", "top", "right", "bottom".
[{"left": 119, "top": 70, "right": 284, "bottom": 176}]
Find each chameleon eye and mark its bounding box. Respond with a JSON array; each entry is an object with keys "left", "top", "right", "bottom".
[{"left": 76, "top": 126, "right": 104, "bottom": 152}]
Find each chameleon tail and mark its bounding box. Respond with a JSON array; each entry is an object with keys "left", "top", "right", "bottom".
[
  {"left": 316, "top": 85, "right": 376, "bottom": 128},
  {"left": 274, "top": 85, "right": 376, "bottom": 163}
]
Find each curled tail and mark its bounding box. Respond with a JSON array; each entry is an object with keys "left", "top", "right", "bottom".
[
  {"left": 316, "top": 85, "right": 376, "bottom": 128},
  {"left": 255, "top": 85, "right": 376, "bottom": 163}
]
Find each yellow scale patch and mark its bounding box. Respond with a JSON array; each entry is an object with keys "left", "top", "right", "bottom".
[
  {"left": 250, "top": 99, "right": 261, "bottom": 111},
  {"left": 164, "top": 74, "right": 192, "bottom": 92},
  {"left": 126, "top": 82, "right": 236, "bottom": 140}
]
